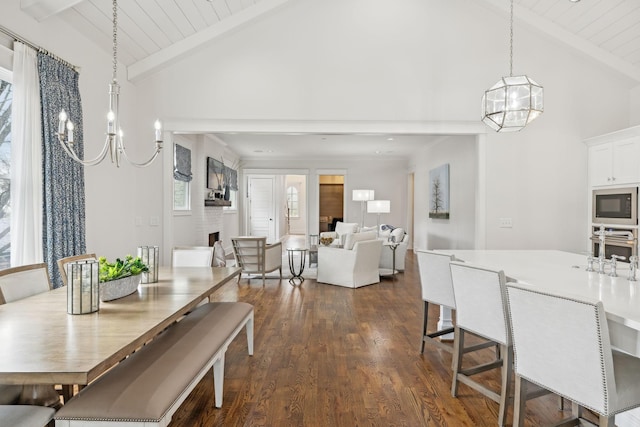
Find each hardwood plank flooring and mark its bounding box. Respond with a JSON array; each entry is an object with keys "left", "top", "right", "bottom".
[{"left": 169, "top": 250, "right": 582, "bottom": 427}]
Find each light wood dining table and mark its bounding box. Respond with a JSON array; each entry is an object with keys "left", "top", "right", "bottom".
[{"left": 0, "top": 266, "right": 240, "bottom": 390}]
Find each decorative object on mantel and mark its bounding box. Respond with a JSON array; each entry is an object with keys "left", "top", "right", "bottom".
[
  {"left": 137, "top": 246, "right": 159, "bottom": 284},
  {"left": 55, "top": 0, "right": 163, "bottom": 167},
  {"left": 98, "top": 255, "right": 148, "bottom": 301},
  {"left": 481, "top": 0, "right": 543, "bottom": 132},
  {"left": 66, "top": 260, "right": 100, "bottom": 315}
]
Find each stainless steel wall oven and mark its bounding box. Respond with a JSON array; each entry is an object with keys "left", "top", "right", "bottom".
[{"left": 590, "top": 226, "right": 637, "bottom": 262}]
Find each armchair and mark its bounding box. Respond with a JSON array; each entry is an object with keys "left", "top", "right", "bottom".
[
  {"left": 231, "top": 237, "right": 282, "bottom": 285},
  {"left": 317, "top": 232, "right": 382, "bottom": 288},
  {"left": 379, "top": 233, "right": 409, "bottom": 272}
]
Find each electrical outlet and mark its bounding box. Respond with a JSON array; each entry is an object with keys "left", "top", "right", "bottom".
[{"left": 499, "top": 217, "right": 513, "bottom": 228}]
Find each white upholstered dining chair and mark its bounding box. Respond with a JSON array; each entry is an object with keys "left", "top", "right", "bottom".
[
  {"left": 172, "top": 246, "right": 215, "bottom": 267},
  {"left": 0, "top": 263, "right": 63, "bottom": 408},
  {"left": 449, "top": 261, "right": 513, "bottom": 427},
  {"left": 506, "top": 283, "right": 640, "bottom": 427},
  {"left": 416, "top": 250, "right": 457, "bottom": 353},
  {"left": 0, "top": 263, "right": 52, "bottom": 305}
]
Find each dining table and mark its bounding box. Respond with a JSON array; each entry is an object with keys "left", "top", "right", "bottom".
[
  {"left": 435, "top": 249, "right": 640, "bottom": 426},
  {"left": 0, "top": 266, "right": 241, "bottom": 395}
]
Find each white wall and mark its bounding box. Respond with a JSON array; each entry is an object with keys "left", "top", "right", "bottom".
[
  {"left": 4, "top": 0, "right": 639, "bottom": 262},
  {"left": 411, "top": 137, "right": 477, "bottom": 250},
  {"left": 131, "top": 0, "right": 635, "bottom": 254},
  {"left": 241, "top": 156, "right": 408, "bottom": 236},
  {"left": 165, "top": 134, "right": 239, "bottom": 261},
  {"left": 632, "top": 85, "right": 640, "bottom": 126},
  {"left": 1, "top": 0, "right": 157, "bottom": 261}
]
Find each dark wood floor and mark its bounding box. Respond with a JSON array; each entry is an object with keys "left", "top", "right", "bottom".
[{"left": 169, "top": 250, "right": 576, "bottom": 427}]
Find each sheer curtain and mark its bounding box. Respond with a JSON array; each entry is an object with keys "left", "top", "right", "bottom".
[
  {"left": 38, "top": 53, "right": 86, "bottom": 288},
  {"left": 10, "top": 42, "right": 43, "bottom": 266}
]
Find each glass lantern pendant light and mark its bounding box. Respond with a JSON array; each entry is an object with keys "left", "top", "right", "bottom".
[
  {"left": 56, "top": 0, "right": 163, "bottom": 167},
  {"left": 481, "top": 0, "right": 543, "bottom": 132}
]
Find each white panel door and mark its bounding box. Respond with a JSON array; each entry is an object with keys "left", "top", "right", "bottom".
[{"left": 249, "top": 176, "right": 276, "bottom": 242}]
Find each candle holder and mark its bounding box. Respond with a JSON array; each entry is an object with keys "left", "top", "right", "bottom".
[
  {"left": 138, "top": 245, "right": 159, "bottom": 283},
  {"left": 66, "top": 260, "right": 100, "bottom": 315}
]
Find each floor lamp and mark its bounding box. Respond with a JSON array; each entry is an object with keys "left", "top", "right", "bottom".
[
  {"left": 367, "top": 200, "right": 390, "bottom": 236},
  {"left": 352, "top": 190, "right": 375, "bottom": 228}
]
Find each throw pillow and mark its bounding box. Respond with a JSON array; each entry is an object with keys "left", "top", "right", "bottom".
[
  {"left": 213, "top": 241, "right": 226, "bottom": 267},
  {"left": 380, "top": 224, "right": 394, "bottom": 239},
  {"left": 344, "top": 231, "right": 377, "bottom": 250},
  {"left": 360, "top": 226, "right": 376, "bottom": 233}
]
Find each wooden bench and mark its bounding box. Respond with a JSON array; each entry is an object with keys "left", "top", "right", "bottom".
[{"left": 54, "top": 302, "right": 254, "bottom": 427}]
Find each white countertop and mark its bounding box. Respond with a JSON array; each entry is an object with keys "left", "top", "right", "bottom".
[{"left": 436, "top": 250, "right": 640, "bottom": 355}]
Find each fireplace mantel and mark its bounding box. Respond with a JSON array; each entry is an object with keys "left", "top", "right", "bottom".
[{"left": 204, "top": 199, "right": 231, "bottom": 207}]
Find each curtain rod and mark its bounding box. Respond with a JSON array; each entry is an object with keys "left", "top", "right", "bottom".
[{"left": 0, "top": 24, "right": 79, "bottom": 72}]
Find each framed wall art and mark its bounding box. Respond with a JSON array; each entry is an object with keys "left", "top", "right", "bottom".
[{"left": 429, "top": 163, "right": 450, "bottom": 219}]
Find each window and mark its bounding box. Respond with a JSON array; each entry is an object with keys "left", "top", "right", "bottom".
[
  {"left": 173, "top": 179, "right": 189, "bottom": 211},
  {"left": 0, "top": 70, "right": 11, "bottom": 269},
  {"left": 173, "top": 144, "right": 191, "bottom": 211},
  {"left": 286, "top": 186, "right": 299, "bottom": 218}
]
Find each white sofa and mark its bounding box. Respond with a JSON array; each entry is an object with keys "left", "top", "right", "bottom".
[{"left": 317, "top": 231, "right": 382, "bottom": 288}]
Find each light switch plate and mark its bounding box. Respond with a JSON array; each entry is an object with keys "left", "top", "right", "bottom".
[{"left": 149, "top": 216, "right": 160, "bottom": 226}]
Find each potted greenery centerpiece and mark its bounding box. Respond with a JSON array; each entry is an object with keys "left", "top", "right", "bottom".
[{"left": 99, "top": 255, "right": 149, "bottom": 302}]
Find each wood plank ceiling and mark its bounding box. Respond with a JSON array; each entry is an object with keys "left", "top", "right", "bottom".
[{"left": 21, "top": 0, "right": 640, "bottom": 82}]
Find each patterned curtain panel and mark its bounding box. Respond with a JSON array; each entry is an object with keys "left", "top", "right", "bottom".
[
  {"left": 173, "top": 144, "right": 192, "bottom": 182},
  {"left": 37, "top": 53, "right": 86, "bottom": 288}
]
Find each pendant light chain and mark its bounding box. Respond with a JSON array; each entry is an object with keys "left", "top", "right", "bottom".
[
  {"left": 509, "top": 0, "right": 514, "bottom": 77},
  {"left": 112, "top": 0, "right": 118, "bottom": 83}
]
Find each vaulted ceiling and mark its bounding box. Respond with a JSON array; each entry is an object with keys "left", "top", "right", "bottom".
[
  {"left": 17, "top": 0, "right": 640, "bottom": 159},
  {"left": 20, "top": 0, "right": 640, "bottom": 83}
]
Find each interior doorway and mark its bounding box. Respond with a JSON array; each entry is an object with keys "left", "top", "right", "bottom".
[
  {"left": 284, "top": 175, "right": 307, "bottom": 236},
  {"left": 248, "top": 175, "right": 276, "bottom": 242},
  {"left": 318, "top": 174, "right": 344, "bottom": 232}
]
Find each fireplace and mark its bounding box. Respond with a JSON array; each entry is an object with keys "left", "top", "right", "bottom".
[{"left": 209, "top": 232, "right": 220, "bottom": 247}]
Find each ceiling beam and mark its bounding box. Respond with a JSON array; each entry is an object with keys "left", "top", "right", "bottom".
[
  {"left": 21, "top": 0, "right": 84, "bottom": 22},
  {"left": 127, "top": 0, "right": 294, "bottom": 83},
  {"left": 479, "top": 0, "right": 640, "bottom": 83}
]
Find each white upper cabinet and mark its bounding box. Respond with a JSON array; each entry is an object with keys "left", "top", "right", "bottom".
[{"left": 588, "top": 138, "right": 640, "bottom": 187}]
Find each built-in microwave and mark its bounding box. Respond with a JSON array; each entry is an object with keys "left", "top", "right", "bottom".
[{"left": 592, "top": 187, "right": 638, "bottom": 226}]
